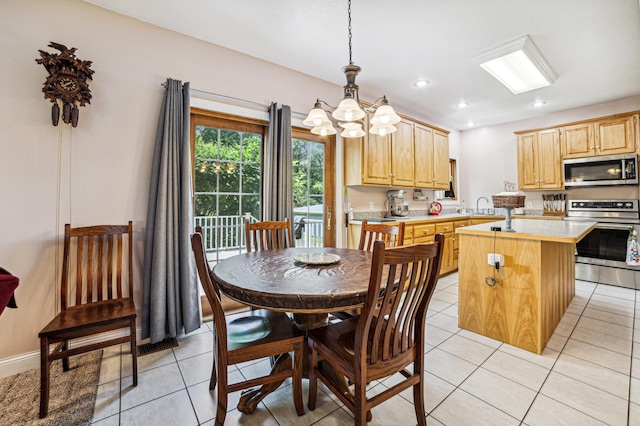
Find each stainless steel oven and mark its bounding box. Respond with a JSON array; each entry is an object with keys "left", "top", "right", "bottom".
[{"left": 564, "top": 200, "right": 640, "bottom": 289}]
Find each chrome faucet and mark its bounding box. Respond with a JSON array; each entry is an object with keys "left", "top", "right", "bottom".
[{"left": 476, "top": 197, "right": 489, "bottom": 214}]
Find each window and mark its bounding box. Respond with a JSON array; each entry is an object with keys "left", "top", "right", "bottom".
[
  {"left": 436, "top": 158, "right": 458, "bottom": 201},
  {"left": 191, "top": 109, "right": 267, "bottom": 262}
]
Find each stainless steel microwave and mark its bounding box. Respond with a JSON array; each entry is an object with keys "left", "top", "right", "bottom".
[{"left": 563, "top": 153, "right": 638, "bottom": 187}]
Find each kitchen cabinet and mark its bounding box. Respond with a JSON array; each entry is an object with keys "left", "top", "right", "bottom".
[
  {"left": 452, "top": 219, "right": 470, "bottom": 270},
  {"left": 595, "top": 113, "right": 638, "bottom": 156},
  {"left": 344, "top": 115, "right": 449, "bottom": 188},
  {"left": 344, "top": 116, "right": 413, "bottom": 187},
  {"left": 517, "top": 128, "right": 563, "bottom": 190},
  {"left": 414, "top": 124, "right": 450, "bottom": 190},
  {"left": 391, "top": 119, "right": 415, "bottom": 187},
  {"left": 563, "top": 114, "right": 638, "bottom": 158},
  {"left": 436, "top": 221, "right": 454, "bottom": 274},
  {"left": 561, "top": 122, "right": 594, "bottom": 159}
]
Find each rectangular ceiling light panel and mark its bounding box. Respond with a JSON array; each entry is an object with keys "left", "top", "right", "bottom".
[{"left": 472, "top": 35, "right": 557, "bottom": 94}]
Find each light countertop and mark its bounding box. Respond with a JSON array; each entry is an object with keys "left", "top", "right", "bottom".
[{"left": 455, "top": 218, "right": 596, "bottom": 243}]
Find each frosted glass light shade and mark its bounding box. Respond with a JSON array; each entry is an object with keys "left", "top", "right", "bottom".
[
  {"left": 339, "top": 122, "right": 366, "bottom": 138},
  {"left": 370, "top": 104, "right": 401, "bottom": 125},
  {"left": 311, "top": 123, "right": 337, "bottom": 136},
  {"left": 369, "top": 123, "right": 397, "bottom": 136},
  {"left": 303, "top": 107, "right": 332, "bottom": 127},
  {"left": 332, "top": 97, "right": 365, "bottom": 122}
]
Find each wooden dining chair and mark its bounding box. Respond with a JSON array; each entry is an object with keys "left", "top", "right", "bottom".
[
  {"left": 332, "top": 219, "right": 407, "bottom": 322},
  {"left": 191, "top": 232, "right": 305, "bottom": 425},
  {"left": 358, "top": 219, "right": 405, "bottom": 251},
  {"left": 308, "top": 235, "right": 445, "bottom": 426},
  {"left": 245, "top": 218, "right": 294, "bottom": 252},
  {"left": 38, "top": 222, "right": 137, "bottom": 418}
]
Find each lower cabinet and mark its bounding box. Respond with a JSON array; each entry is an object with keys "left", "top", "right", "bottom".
[{"left": 349, "top": 217, "right": 473, "bottom": 276}]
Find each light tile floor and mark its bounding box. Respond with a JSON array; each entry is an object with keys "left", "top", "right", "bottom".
[{"left": 91, "top": 273, "right": 639, "bottom": 425}]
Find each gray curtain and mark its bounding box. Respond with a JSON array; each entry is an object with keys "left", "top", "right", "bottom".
[
  {"left": 142, "top": 78, "right": 200, "bottom": 343},
  {"left": 263, "top": 103, "right": 294, "bottom": 222}
]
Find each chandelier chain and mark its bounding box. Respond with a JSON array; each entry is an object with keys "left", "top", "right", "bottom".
[{"left": 348, "top": 0, "right": 353, "bottom": 65}]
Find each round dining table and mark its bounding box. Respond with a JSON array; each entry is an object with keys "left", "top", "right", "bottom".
[
  {"left": 211, "top": 246, "right": 374, "bottom": 330},
  {"left": 211, "top": 246, "right": 375, "bottom": 415}
]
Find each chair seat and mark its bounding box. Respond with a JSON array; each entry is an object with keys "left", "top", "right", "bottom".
[
  {"left": 39, "top": 298, "right": 136, "bottom": 337},
  {"left": 226, "top": 309, "right": 304, "bottom": 352}
]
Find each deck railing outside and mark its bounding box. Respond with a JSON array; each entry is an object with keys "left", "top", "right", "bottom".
[{"left": 194, "top": 214, "right": 324, "bottom": 262}]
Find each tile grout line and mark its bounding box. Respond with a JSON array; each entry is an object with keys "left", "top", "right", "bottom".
[{"left": 516, "top": 282, "right": 596, "bottom": 425}]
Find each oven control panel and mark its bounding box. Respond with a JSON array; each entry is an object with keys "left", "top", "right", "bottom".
[{"left": 569, "top": 200, "right": 638, "bottom": 210}]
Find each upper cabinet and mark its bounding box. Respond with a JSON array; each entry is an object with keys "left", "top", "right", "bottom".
[
  {"left": 517, "top": 128, "right": 563, "bottom": 190},
  {"left": 391, "top": 119, "right": 415, "bottom": 187},
  {"left": 517, "top": 111, "right": 639, "bottom": 190},
  {"left": 562, "top": 112, "right": 638, "bottom": 158},
  {"left": 344, "top": 114, "right": 449, "bottom": 188},
  {"left": 414, "top": 124, "right": 449, "bottom": 189}
]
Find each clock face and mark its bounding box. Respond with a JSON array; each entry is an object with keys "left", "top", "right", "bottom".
[{"left": 57, "top": 77, "right": 78, "bottom": 92}]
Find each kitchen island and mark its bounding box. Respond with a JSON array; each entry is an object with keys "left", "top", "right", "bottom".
[{"left": 456, "top": 219, "right": 596, "bottom": 354}]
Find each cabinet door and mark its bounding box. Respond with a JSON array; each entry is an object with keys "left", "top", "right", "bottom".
[
  {"left": 433, "top": 130, "right": 450, "bottom": 189},
  {"left": 596, "top": 114, "right": 637, "bottom": 155},
  {"left": 562, "top": 123, "right": 594, "bottom": 158},
  {"left": 517, "top": 132, "right": 540, "bottom": 190},
  {"left": 538, "top": 128, "right": 563, "bottom": 189},
  {"left": 413, "top": 124, "right": 434, "bottom": 188},
  {"left": 391, "top": 119, "right": 415, "bottom": 187},
  {"left": 362, "top": 130, "right": 392, "bottom": 185}
]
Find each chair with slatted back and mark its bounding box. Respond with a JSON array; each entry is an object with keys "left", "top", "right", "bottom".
[
  {"left": 191, "top": 232, "right": 305, "bottom": 425},
  {"left": 331, "top": 219, "right": 407, "bottom": 322},
  {"left": 39, "top": 222, "right": 137, "bottom": 418},
  {"left": 245, "top": 218, "right": 294, "bottom": 252},
  {"left": 308, "top": 235, "right": 445, "bottom": 426},
  {"left": 195, "top": 226, "right": 248, "bottom": 313},
  {"left": 358, "top": 219, "right": 405, "bottom": 251}
]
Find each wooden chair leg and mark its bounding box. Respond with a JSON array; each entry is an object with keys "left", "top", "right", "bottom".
[
  {"left": 292, "top": 341, "right": 305, "bottom": 416},
  {"left": 39, "top": 337, "right": 50, "bottom": 419},
  {"left": 130, "top": 320, "right": 138, "bottom": 386},
  {"left": 307, "top": 343, "right": 318, "bottom": 410},
  {"left": 61, "top": 339, "right": 69, "bottom": 372},
  {"left": 354, "top": 379, "right": 367, "bottom": 426},
  {"left": 215, "top": 370, "right": 228, "bottom": 426},
  {"left": 413, "top": 370, "right": 427, "bottom": 426}
]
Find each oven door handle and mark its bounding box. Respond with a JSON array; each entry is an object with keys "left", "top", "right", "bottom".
[{"left": 595, "top": 223, "right": 635, "bottom": 231}]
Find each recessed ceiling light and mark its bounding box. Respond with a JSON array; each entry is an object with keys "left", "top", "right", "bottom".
[
  {"left": 531, "top": 100, "right": 547, "bottom": 107},
  {"left": 457, "top": 101, "right": 470, "bottom": 108},
  {"left": 471, "top": 35, "right": 557, "bottom": 94},
  {"left": 413, "top": 79, "right": 430, "bottom": 88},
  {"left": 466, "top": 120, "right": 474, "bottom": 127}
]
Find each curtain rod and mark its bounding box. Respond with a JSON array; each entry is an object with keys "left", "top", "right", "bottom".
[{"left": 160, "top": 82, "right": 307, "bottom": 117}]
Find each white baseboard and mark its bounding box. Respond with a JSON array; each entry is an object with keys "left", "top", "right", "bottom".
[{"left": 0, "top": 327, "right": 143, "bottom": 379}]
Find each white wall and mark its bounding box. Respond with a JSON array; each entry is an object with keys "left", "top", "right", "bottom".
[
  {"left": 0, "top": 0, "right": 353, "bottom": 364},
  {"left": 459, "top": 96, "right": 640, "bottom": 209}
]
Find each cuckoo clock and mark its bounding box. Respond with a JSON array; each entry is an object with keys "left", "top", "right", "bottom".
[{"left": 36, "top": 42, "right": 94, "bottom": 127}]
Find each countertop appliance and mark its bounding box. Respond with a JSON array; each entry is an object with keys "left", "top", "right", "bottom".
[
  {"left": 385, "top": 189, "right": 409, "bottom": 217},
  {"left": 564, "top": 199, "right": 640, "bottom": 289},
  {"left": 563, "top": 153, "right": 638, "bottom": 187}
]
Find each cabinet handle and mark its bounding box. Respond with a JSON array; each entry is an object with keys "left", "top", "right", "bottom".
[
  {"left": 595, "top": 146, "right": 600, "bottom": 149},
  {"left": 442, "top": 226, "right": 449, "bottom": 230}
]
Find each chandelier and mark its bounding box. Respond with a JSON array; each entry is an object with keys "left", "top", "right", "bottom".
[{"left": 303, "top": 0, "right": 400, "bottom": 138}]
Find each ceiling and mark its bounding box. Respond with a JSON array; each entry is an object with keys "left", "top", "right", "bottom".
[{"left": 84, "top": 0, "right": 640, "bottom": 130}]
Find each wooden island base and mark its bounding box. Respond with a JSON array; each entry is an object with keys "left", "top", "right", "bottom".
[{"left": 456, "top": 219, "right": 596, "bottom": 354}]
